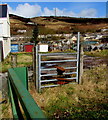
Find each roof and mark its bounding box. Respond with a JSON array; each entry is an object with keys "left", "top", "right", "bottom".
[{"left": 0, "top": 4, "right": 7, "bottom": 18}]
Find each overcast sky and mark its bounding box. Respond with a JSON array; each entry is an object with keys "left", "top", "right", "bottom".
[{"left": 2, "top": 2, "right": 107, "bottom": 18}]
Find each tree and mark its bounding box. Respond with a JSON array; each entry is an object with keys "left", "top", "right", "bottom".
[
  {"left": 32, "top": 25, "right": 39, "bottom": 84},
  {"left": 31, "top": 25, "right": 39, "bottom": 45}
]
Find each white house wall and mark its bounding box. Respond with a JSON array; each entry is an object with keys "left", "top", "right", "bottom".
[
  {"left": 7, "top": 9, "right": 10, "bottom": 37},
  {"left": 0, "top": 18, "right": 10, "bottom": 37},
  {"left": 0, "top": 5, "right": 11, "bottom": 61},
  {"left": 0, "top": 23, "right": 3, "bottom": 35},
  {"left": 2, "top": 37, "right": 10, "bottom": 59}
]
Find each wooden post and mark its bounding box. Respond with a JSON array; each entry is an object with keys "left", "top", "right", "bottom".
[
  {"left": 79, "top": 42, "right": 84, "bottom": 84},
  {"left": 33, "top": 45, "right": 39, "bottom": 91},
  {"left": 11, "top": 54, "right": 17, "bottom": 68},
  {"left": 78, "top": 35, "right": 84, "bottom": 84},
  {"left": 106, "top": 61, "right": 108, "bottom": 101}
]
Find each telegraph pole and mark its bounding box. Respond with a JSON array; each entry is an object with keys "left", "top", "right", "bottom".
[{"left": 55, "top": 8, "right": 57, "bottom": 17}]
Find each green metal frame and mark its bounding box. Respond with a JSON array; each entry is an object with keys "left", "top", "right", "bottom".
[{"left": 8, "top": 67, "right": 46, "bottom": 119}]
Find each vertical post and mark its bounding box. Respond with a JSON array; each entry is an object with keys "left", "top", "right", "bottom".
[
  {"left": 33, "top": 46, "right": 36, "bottom": 82},
  {"left": 79, "top": 41, "right": 84, "bottom": 84},
  {"left": 11, "top": 54, "right": 17, "bottom": 68},
  {"left": 36, "top": 45, "right": 39, "bottom": 91},
  {"left": 38, "top": 54, "right": 41, "bottom": 93},
  {"left": 55, "top": 8, "right": 57, "bottom": 17},
  {"left": 76, "top": 32, "right": 80, "bottom": 83}
]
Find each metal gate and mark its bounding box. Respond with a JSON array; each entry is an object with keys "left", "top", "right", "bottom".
[{"left": 35, "top": 32, "right": 80, "bottom": 92}]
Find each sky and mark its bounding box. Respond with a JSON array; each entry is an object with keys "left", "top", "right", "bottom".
[{"left": 2, "top": 2, "right": 107, "bottom": 18}]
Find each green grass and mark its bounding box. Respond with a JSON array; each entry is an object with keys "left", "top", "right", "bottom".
[
  {"left": 1, "top": 53, "right": 33, "bottom": 72},
  {"left": 29, "top": 64, "right": 108, "bottom": 119},
  {"left": 1, "top": 51, "right": 108, "bottom": 119},
  {"left": 1, "top": 100, "right": 12, "bottom": 118},
  {"left": 85, "top": 49, "right": 108, "bottom": 57}
]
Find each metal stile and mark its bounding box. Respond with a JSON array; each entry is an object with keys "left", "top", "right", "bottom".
[
  {"left": 36, "top": 32, "right": 80, "bottom": 92},
  {"left": 41, "top": 59, "right": 77, "bottom": 63},
  {"left": 76, "top": 32, "right": 80, "bottom": 83}
]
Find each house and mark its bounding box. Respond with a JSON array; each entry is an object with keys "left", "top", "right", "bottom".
[
  {"left": 101, "top": 29, "right": 108, "bottom": 32},
  {"left": 0, "top": 4, "right": 11, "bottom": 61},
  {"left": 95, "top": 35, "right": 103, "bottom": 40},
  {"left": 38, "top": 43, "right": 48, "bottom": 52},
  {"left": 24, "top": 43, "right": 34, "bottom": 52},
  {"left": 84, "top": 36, "right": 91, "bottom": 41},
  {"left": 71, "top": 36, "right": 77, "bottom": 41},
  {"left": 17, "top": 29, "right": 26, "bottom": 33},
  {"left": 69, "top": 36, "right": 77, "bottom": 43},
  {"left": 11, "top": 44, "right": 19, "bottom": 53}
]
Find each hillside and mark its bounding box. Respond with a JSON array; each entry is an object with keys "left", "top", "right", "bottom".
[
  {"left": 9, "top": 14, "right": 31, "bottom": 23},
  {"left": 53, "top": 16, "right": 108, "bottom": 24},
  {"left": 9, "top": 14, "right": 108, "bottom": 36}
]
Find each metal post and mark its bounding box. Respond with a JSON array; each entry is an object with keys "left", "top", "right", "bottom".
[
  {"left": 36, "top": 45, "right": 38, "bottom": 91},
  {"left": 38, "top": 54, "right": 41, "bottom": 92},
  {"left": 76, "top": 32, "right": 80, "bottom": 83},
  {"left": 32, "top": 46, "right": 36, "bottom": 83},
  {"left": 33, "top": 46, "right": 36, "bottom": 83}
]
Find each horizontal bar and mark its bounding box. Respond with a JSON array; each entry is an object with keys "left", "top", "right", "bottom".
[
  {"left": 41, "top": 73, "right": 57, "bottom": 77},
  {"left": 64, "top": 72, "right": 77, "bottom": 75},
  {"left": 41, "top": 84, "right": 59, "bottom": 88},
  {"left": 41, "top": 77, "right": 77, "bottom": 81},
  {"left": 65, "top": 67, "right": 77, "bottom": 69},
  {"left": 41, "top": 79, "right": 58, "bottom": 83},
  {"left": 41, "top": 68, "right": 57, "bottom": 71},
  {"left": 62, "top": 77, "right": 77, "bottom": 80},
  {"left": 41, "top": 78, "right": 77, "bottom": 88},
  {"left": 39, "top": 52, "right": 77, "bottom": 56},
  {"left": 41, "top": 59, "right": 77, "bottom": 63},
  {"left": 41, "top": 72, "right": 77, "bottom": 77},
  {"left": 41, "top": 67, "right": 77, "bottom": 71},
  {"left": 8, "top": 68, "right": 46, "bottom": 119}
]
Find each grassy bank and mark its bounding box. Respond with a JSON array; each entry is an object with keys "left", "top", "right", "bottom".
[
  {"left": 1, "top": 50, "right": 108, "bottom": 119},
  {"left": 1, "top": 53, "right": 32, "bottom": 72},
  {"left": 85, "top": 49, "right": 108, "bottom": 57},
  {"left": 29, "top": 64, "right": 108, "bottom": 119},
  {"left": 2, "top": 64, "right": 107, "bottom": 119}
]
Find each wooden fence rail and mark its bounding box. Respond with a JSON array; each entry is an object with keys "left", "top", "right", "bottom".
[{"left": 8, "top": 67, "right": 46, "bottom": 119}]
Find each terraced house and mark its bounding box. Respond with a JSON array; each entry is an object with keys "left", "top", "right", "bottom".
[{"left": 0, "top": 4, "right": 11, "bottom": 62}]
